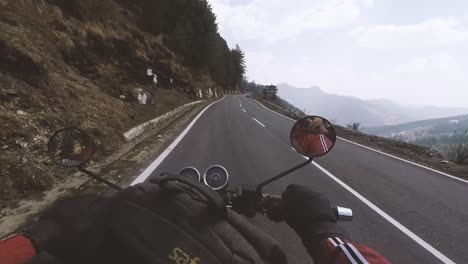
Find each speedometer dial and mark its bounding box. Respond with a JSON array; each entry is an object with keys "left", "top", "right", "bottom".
[
  {"left": 203, "top": 165, "right": 229, "bottom": 191},
  {"left": 178, "top": 167, "right": 201, "bottom": 182}
]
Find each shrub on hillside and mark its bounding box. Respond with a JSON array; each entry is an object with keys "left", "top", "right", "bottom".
[
  {"left": 347, "top": 122, "right": 361, "bottom": 131},
  {"left": 47, "top": 0, "right": 120, "bottom": 21},
  {"left": 446, "top": 131, "right": 468, "bottom": 165}
]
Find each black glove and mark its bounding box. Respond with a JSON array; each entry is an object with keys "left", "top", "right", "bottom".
[
  {"left": 22, "top": 180, "right": 221, "bottom": 264},
  {"left": 23, "top": 194, "right": 115, "bottom": 260},
  {"left": 281, "top": 184, "right": 348, "bottom": 258}
]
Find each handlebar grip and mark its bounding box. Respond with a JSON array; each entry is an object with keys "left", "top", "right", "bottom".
[
  {"left": 335, "top": 206, "right": 353, "bottom": 221},
  {"left": 262, "top": 195, "right": 353, "bottom": 222}
]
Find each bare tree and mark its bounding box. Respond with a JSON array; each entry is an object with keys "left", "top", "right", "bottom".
[{"left": 347, "top": 122, "right": 361, "bottom": 131}]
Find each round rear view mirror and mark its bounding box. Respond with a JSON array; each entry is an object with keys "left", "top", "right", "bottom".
[
  {"left": 204, "top": 165, "right": 229, "bottom": 191},
  {"left": 178, "top": 167, "right": 201, "bottom": 182},
  {"left": 47, "top": 128, "right": 95, "bottom": 167},
  {"left": 290, "top": 116, "right": 337, "bottom": 158}
]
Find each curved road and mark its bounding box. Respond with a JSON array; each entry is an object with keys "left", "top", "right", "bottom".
[{"left": 135, "top": 95, "right": 468, "bottom": 263}]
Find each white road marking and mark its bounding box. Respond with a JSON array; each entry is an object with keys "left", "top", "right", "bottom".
[
  {"left": 130, "top": 96, "right": 226, "bottom": 185},
  {"left": 250, "top": 96, "right": 457, "bottom": 263},
  {"left": 312, "top": 160, "right": 456, "bottom": 264},
  {"left": 242, "top": 108, "right": 247, "bottom": 113},
  {"left": 248, "top": 97, "right": 466, "bottom": 184},
  {"left": 252, "top": 117, "right": 266, "bottom": 127},
  {"left": 339, "top": 137, "right": 468, "bottom": 184}
]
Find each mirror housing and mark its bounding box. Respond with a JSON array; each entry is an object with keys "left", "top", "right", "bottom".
[{"left": 47, "top": 127, "right": 95, "bottom": 167}]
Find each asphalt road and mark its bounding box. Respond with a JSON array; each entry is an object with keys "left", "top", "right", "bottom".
[{"left": 145, "top": 95, "right": 468, "bottom": 264}]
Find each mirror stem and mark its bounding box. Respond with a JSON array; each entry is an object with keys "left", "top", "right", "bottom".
[
  {"left": 78, "top": 167, "right": 123, "bottom": 191},
  {"left": 256, "top": 157, "right": 313, "bottom": 193}
]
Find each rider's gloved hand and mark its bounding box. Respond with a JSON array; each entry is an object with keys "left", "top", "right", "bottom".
[
  {"left": 22, "top": 181, "right": 161, "bottom": 257},
  {"left": 22, "top": 194, "right": 113, "bottom": 259},
  {"left": 281, "top": 184, "right": 348, "bottom": 257}
]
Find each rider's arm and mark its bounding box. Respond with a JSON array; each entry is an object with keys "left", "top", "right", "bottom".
[
  {"left": 0, "top": 234, "right": 66, "bottom": 264},
  {"left": 0, "top": 194, "right": 110, "bottom": 264},
  {"left": 281, "top": 184, "right": 391, "bottom": 264}
]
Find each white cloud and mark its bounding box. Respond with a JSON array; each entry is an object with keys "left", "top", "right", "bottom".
[
  {"left": 352, "top": 18, "right": 468, "bottom": 49},
  {"left": 362, "top": 0, "right": 374, "bottom": 8},
  {"left": 209, "top": 1, "right": 468, "bottom": 107},
  {"left": 394, "top": 53, "right": 462, "bottom": 74},
  {"left": 210, "top": 0, "right": 371, "bottom": 44},
  {"left": 244, "top": 51, "right": 275, "bottom": 82}
]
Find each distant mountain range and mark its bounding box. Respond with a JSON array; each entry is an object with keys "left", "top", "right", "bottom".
[
  {"left": 363, "top": 114, "right": 468, "bottom": 140},
  {"left": 277, "top": 83, "right": 468, "bottom": 127}
]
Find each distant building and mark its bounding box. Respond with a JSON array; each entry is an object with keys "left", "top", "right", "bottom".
[
  {"left": 263, "top": 85, "right": 278, "bottom": 99},
  {"left": 449, "top": 120, "right": 459, "bottom": 124}
]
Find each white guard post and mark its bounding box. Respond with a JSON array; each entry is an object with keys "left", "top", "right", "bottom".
[{"left": 153, "top": 75, "right": 158, "bottom": 84}]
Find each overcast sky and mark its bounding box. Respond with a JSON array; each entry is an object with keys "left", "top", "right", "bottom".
[{"left": 209, "top": 0, "right": 468, "bottom": 108}]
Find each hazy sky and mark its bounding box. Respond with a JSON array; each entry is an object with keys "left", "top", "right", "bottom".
[{"left": 209, "top": 0, "right": 468, "bottom": 107}]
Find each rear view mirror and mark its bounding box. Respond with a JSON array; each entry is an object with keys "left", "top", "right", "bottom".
[
  {"left": 48, "top": 128, "right": 95, "bottom": 167},
  {"left": 290, "top": 116, "right": 337, "bottom": 158}
]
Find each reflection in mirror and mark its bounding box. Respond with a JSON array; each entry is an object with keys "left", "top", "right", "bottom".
[
  {"left": 290, "top": 116, "right": 337, "bottom": 158},
  {"left": 48, "top": 128, "right": 95, "bottom": 167}
]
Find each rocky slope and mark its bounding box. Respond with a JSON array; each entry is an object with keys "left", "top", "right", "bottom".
[{"left": 0, "top": 0, "right": 220, "bottom": 209}]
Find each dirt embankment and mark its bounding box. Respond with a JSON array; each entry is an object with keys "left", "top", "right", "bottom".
[
  {"left": 0, "top": 100, "right": 211, "bottom": 236},
  {"left": 0, "top": 0, "right": 221, "bottom": 211},
  {"left": 254, "top": 96, "right": 468, "bottom": 179}
]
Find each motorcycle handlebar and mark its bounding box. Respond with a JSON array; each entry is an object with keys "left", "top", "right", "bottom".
[{"left": 259, "top": 195, "right": 353, "bottom": 222}]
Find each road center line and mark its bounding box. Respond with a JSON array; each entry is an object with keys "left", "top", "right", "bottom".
[
  {"left": 242, "top": 108, "right": 247, "bottom": 113},
  {"left": 130, "top": 96, "right": 226, "bottom": 185},
  {"left": 252, "top": 117, "right": 266, "bottom": 127}
]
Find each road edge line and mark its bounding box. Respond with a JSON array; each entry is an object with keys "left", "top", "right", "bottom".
[
  {"left": 247, "top": 96, "right": 468, "bottom": 184},
  {"left": 338, "top": 137, "right": 468, "bottom": 184},
  {"left": 312, "top": 161, "right": 456, "bottom": 264},
  {"left": 250, "top": 95, "right": 457, "bottom": 262},
  {"left": 130, "top": 95, "right": 226, "bottom": 185}
]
